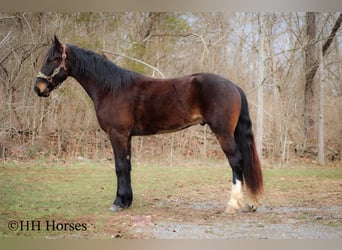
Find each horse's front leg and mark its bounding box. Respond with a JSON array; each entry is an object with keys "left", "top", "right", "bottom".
[{"left": 108, "top": 130, "right": 133, "bottom": 212}]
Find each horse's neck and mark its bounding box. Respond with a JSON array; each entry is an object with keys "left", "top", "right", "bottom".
[{"left": 70, "top": 71, "right": 100, "bottom": 105}]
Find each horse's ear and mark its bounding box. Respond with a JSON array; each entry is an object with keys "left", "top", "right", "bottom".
[{"left": 53, "top": 35, "right": 62, "bottom": 48}]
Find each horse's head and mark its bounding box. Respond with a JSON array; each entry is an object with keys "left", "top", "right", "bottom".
[{"left": 34, "top": 36, "right": 69, "bottom": 97}]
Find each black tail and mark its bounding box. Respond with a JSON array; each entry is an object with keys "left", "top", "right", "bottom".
[{"left": 234, "top": 87, "right": 263, "bottom": 199}]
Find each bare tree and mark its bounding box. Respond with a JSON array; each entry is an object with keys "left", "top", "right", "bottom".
[
  {"left": 318, "top": 33, "right": 325, "bottom": 165},
  {"left": 304, "top": 12, "right": 317, "bottom": 142},
  {"left": 256, "top": 13, "right": 265, "bottom": 161},
  {"left": 304, "top": 12, "right": 342, "bottom": 144}
]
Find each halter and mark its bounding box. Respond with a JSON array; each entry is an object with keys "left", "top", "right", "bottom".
[{"left": 37, "top": 44, "right": 67, "bottom": 87}]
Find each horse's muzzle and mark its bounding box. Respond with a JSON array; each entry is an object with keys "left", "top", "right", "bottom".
[{"left": 34, "top": 81, "right": 50, "bottom": 97}]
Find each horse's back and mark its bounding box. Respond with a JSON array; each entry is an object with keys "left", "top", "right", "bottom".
[{"left": 190, "top": 73, "right": 240, "bottom": 95}]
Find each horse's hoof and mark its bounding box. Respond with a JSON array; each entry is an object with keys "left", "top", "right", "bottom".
[
  {"left": 109, "top": 205, "right": 124, "bottom": 212},
  {"left": 249, "top": 204, "right": 257, "bottom": 212},
  {"left": 242, "top": 204, "right": 257, "bottom": 213}
]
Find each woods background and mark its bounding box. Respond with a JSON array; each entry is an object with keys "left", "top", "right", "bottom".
[{"left": 0, "top": 12, "right": 341, "bottom": 165}]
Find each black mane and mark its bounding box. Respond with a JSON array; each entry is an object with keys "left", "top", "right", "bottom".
[{"left": 68, "top": 45, "right": 139, "bottom": 94}]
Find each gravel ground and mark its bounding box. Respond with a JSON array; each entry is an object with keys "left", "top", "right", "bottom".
[{"left": 132, "top": 203, "right": 342, "bottom": 239}]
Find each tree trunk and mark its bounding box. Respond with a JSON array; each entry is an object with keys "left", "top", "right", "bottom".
[
  {"left": 304, "top": 12, "right": 342, "bottom": 145},
  {"left": 256, "top": 13, "right": 265, "bottom": 162},
  {"left": 304, "top": 12, "right": 317, "bottom": 142},
  {"left": 318, "top": 14, "right": 325, "bottom": 165}
]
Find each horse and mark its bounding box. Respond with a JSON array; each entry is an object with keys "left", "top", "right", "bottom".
[{"left": 34, "top": 36, "right": 263, "bottom": 213}]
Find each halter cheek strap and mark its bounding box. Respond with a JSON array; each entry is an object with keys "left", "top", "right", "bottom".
[{"left": 37, "top": 44, "right": 67, "bottom": 87}]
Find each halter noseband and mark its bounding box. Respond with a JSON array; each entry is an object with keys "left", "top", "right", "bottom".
[{"left": 37, "top": 44, "right": 67, "bottom": 87}]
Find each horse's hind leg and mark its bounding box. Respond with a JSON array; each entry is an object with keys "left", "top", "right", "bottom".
[{"left": 213, "top": 133, "right": 245, "bottom": 213}]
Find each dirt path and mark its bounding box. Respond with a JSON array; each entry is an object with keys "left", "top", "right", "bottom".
[{"left": 127, "top": 202, "right": 342, "bottom": 239}]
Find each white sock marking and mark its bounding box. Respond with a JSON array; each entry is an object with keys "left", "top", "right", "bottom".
[{"left": 228, "top": 180, "right": 243, "bottom": 209}]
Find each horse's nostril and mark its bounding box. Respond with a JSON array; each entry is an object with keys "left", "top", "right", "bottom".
[{"left": 34, "top": 86, "right": 40, "bottom": 95}]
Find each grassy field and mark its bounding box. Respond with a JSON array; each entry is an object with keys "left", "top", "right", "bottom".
[{"left": 1, "top": 159, "right": 341, "bottom": 238}]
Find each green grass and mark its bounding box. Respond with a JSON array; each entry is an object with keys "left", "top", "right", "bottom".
[
  {"left": 0, "top": 161, "right": 116, "bottom": 238},
  {"left": 1, "top": 160, "right": 341, "bottom": 238},
  {"left": 264, "top": 166, "right": 342, "bottom": 190}
]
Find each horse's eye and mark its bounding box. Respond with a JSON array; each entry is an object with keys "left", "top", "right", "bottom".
[
  {"left": 52, "top": 57, "right": 61, "bottom": 63},
  {"left": 46, "top": 56, "right": 60, "bottom": 64}
]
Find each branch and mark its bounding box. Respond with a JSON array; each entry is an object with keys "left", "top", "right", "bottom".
[
  {"left": 322, "top": 12, "right": 342, "bottom": 56},
  {"left": 0, "top": 30, "right": 11, "bottom": 48},
  {"left": 102, "top": 50, "right": 165, "bottom": 78},
  {"left": 307, "top": 13, "right": 342, "bottom": 83}
]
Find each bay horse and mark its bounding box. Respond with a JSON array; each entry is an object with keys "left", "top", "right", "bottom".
[{"left": 34, "top": 36, "right": 263, "bottom": 213}]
